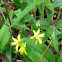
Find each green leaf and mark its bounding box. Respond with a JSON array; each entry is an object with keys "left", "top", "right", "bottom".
[
  {"left": 55, "top": 20, "right": 62, "bottom": 29},
  {"left": 52, "top": 0, "right": 62, "bottom": 8},
  {"left": 46, "top": 26, "right": 61, "bottom": 37},
  {"left": 14, "top": 9, "right": 21, "bottom": 16},
  {"left": 54, "top": 54, "right": 60, "bottom": 62},
  {"left": 44, "top": 0, "right": 54, "bottom": 13},
  {"left": 37, "top": 5, "right": 45, "bottom": 18},
  {"left": 58, "top": 54, "right": 62, "bottom": 62},
  {"left": 0, "top": 7, "right": 6, "bottom": 12},
  {"left": 23, "top": 38, "right": 55, "bottom": 62},
  {"left": 3, "top": 43, "right": 12, "bottom": 62},
  {"left": 52, "top": 36, "right": 59, "bottom": 53},
  {"left": 0, "top": 25, "right": 7, "bottom": 43},
  {"left": 6, "top": 10, "right": 13, "bottom": 24},
  {"left": 22, "top": 55, "right": 32, "bottom": 62},
  {"left": 9, "top": 10, "right": 13, "bottom": 23},
  {"left": 60, "top": 41, "right": 62, "bottom": 45},
  {"left": 0, "top": 25, "right": 10, "bottom": 52},
  {"left": 47, "top": 11, "right": 53, "bottom": 20},
  {"left": 0, "top": 0, "right": 1, "bottom": 3},
  {"left": 11, "top": 0, "right": 46, "bottom": 26},
  {"left": 46, "top": 26, "right": 60, "bottom": 53}
]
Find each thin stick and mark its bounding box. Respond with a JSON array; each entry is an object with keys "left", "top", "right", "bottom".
[
  {"left": 0, "top": 8, "right": 12, "bottom": 35},
  {"left": 5, "top": 0, "right": 11, "bottom": 25},
  {"left": 39, "top": 16, "right": 55, "bottom": 62},
  {"left": 0, "top": 21, "right": 27, "bottom": 32}
]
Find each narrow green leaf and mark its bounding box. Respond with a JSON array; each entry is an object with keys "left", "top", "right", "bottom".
[{"left": 9, "top": 10, "right": 13, "bottom": 23}]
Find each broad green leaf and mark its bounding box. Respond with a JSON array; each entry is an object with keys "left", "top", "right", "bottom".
[
  {"left": 0, "top": 25, "right": 10, "bottom": 52},
  {"left": 0, "top": 25, "right": 7, "bottom": 43},
  {"left": 54, "top": 54, "right": 60, "bottom": 62},
  {"left": 21, "top": 14, "right": 34, "bottom": 23},
  {"left": 48, "top": 36, "right": 59, "bottom": 53},
  {"left": 46, "top": 26, "right": 61, "bottom": 38},
  {"left": 3, "top": 43, "right": 12, "bottom": 62},
  {"left": 22, "top": 55, "right": 32, "bottom": 62},
  {"left": 58, "top": 54, "right": 62, "bottom": 62},
  {"left": 23, "top": 38, "right": 55, "bottom": 62}
]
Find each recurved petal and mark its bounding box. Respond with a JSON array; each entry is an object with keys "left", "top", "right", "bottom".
[
  {"left": 19, "top": 46, "right": 26, "bottom": 55},
  {"left": 16, "top": 43, "right": 19, "bottom": 51},
  {"left": 11, "top": 42, "right": 17, "bottom": 46},
  {"left": 18, "top": 34, "right": 21, "bottom": 41},
  {"left": 36, "top": 37, "right": 42, "bottom": 44},
  {"left": 38, "top": 33, "right": 44, "bottom": 37},
  {"left": 33, "top": 30, "right": 37, "bottom": 35},
  {"left": 20, "top": 42, "right": 24, "bottom": 47},
  {"left": 12, "top": 36, "right": 18, "bottom": 42},
  {"left": 37, "top": 28, "right": 40, "bottom": 34}
]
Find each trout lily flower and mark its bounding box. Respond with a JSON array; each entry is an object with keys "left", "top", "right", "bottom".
[
  {"left": 19, "top": 43, "right": 27, "bottom": 55},
  {"left": 31, "top": 29, "right": 44, "bottom": 44},
  {"left": 11, "top": 34, "right": 21, "bottom": 51},
  {"left": 11, "top": 34, "right": 27, "bottom": 55}
]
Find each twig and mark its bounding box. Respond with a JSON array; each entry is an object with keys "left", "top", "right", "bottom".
[
  {"left": 5, "top": 0, "right": 11, "bottom": 25},
  {"left": 0, "top": 8, "right": 12, "bottom": 35},
  {"left": 0, "top": 21, "right": 27, "bottom": 32},
  {"left": 39, "top": 15, "right": 55, "bottom": 62}
]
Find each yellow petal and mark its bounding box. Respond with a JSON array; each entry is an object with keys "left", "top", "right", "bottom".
[
  {"left": 38, "top": 33, "right": 44, "bottom": 37},
  {"left": 19, "top": 46, "right": 26, "bottom": 55},
  {"left": 12, "top": 37, "right": 18, "bottom": 42},
  {"left": 16, "top": 43, "right": 19, "bottom": 51},
  {"left": 20, "top": 42, "right": 24, "bottom": 47},
  {"left": 11, "top": 42, "right": 17, "bottom": 46},
  {"left": 35, "top": 39, "right": 38, "bottom": 44},
  {"left": 36, "top": 37, "right": 42, "bottom": 44},
  {"left": 18, "top": 34, "right": 21, "bottom": 41},
  {"left": 37, "top": 28, "right": 40, "bottom": 34},
  {"left": 31, "top": 36, "right": 34, "bottom": 39},
  {"left": 33, "top": 30, "right": 37, "bottom": 35}
]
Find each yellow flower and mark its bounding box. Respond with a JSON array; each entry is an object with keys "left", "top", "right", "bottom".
[
  {"left": 31, "top": 29, "right": 44, "bottom": 44},
  {"left": 11, "top": 34, "right": 27, "bottom": 55},
  {"left": 19, "top": 43, "right": 27, "bottom": 55},
  {"left": 11, "top": 34, "right": 21, "bottom": 51}
]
